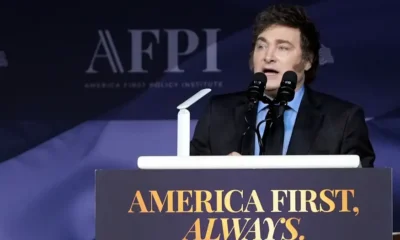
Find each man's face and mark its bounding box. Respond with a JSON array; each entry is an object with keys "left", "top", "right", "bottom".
[{"left": 252, "top": 24, "right": 311, "bottom": 93}]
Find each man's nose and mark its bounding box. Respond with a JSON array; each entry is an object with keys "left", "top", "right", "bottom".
[{"left": 264, "top": 48, "right": 276, "bottom": 63}]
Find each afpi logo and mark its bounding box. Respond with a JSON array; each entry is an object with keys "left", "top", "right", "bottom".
[
  {"left": 0, "top": 51, "right": 8, "bottom": 67},
  {"left": 85, "top": 29, "right": 221, "bottom": 74}
]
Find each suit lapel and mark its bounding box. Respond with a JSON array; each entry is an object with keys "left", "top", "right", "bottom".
[
  {"left": 287, "top": 87, "right": 324, "bottom": 155},
  {"left": 234, "top": 97, "right": 257, "bottom": 155}
]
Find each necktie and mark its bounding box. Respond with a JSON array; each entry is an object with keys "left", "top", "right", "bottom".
[{"left": 261, "top": 104, "right": 285, "bottom": 155}]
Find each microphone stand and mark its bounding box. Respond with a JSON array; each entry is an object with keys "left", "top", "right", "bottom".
[
  {"left": 258, "top": 97, "right": 287, "bottom": 155},
  {"left": 275, "top": 96, "right": 289, "bottom": 119},
  {"left": 238, "top": 102, "right": 263, "bottom": 154},
  {"left": 239, "top": 94, "right": 290, "bottom": 155}
]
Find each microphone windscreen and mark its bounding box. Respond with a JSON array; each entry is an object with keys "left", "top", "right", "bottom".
[
  {"left": 276, "top": 71, "right": 297, "bottom": 103},
  {"left": 252, "top": 72, "right": 267, "bottom": 86},
  {"left": 247, "top": 72, "right": 267, "bottom": 104},
  {"left": 281, "top": 71, "right": 297, "bottom": 89}
]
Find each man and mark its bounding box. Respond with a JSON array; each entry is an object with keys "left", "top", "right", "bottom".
[{"left": 190, "top": 4, "right": 375, "bottom": 167}]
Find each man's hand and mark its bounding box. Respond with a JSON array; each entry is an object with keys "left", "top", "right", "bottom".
[{"left": 228, "top": 152, "right": 241, "bottom": 156}]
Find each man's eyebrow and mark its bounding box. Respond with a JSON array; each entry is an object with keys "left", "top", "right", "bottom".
[
  {"left": 255, "top": 37, "right": 294, "bottom": 46},
  {"left": 256, "top": 37, "right": 267, "bottom": 43},
  {"left": 276, "top": 39, "right": 294, "bottom": 46}
]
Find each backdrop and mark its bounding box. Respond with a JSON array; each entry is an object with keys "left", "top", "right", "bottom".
[{"left": 0, "top": 0, "right": 399, "bottom": 239}]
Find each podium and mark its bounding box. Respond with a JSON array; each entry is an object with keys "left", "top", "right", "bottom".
[
  {"left": 95, "top": 155, "right": 393, "bottom": 240},
  {"left": 95, "top": 90, "right": 393, "bottom": 239}
]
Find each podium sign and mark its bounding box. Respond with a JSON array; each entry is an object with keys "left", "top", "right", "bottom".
[{"left": 95, "top": 169, "right": 392, "bottom": 240}]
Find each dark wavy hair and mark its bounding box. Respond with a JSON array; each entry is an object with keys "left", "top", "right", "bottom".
[{"left": 249, "top": 4, "right": 321, "bottom": 84}]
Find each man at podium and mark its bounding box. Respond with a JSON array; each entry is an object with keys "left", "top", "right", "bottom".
[{"left": 190, "top": 4, "right": 375, "bottom": 168}]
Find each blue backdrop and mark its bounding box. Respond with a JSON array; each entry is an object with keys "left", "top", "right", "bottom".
[{"left": 0, "top": 0, "right": 399, "bottom": 239}]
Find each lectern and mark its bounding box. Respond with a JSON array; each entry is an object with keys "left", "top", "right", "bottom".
[
  {"left": 95, "top": 89, "right": 393, "bottom": 240},
  {"left": 96, "top": 155, "right": 392, "bottom": 240}
]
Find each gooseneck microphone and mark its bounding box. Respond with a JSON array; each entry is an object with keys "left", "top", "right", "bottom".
[
  {"left": 275, "top": 71, "right": 297, "bottom": 117},
  {"left": 239, "top": 70, "right": 297, "bottom": 154},
  {"left": 246, "top": 72, "right": 267, "bottom": 111},
  {"left": 254, "top": 71, "right": 297, "bottom": 154},
  {"left": 238, "top": 72, "right": 267, "bottom": 153}
]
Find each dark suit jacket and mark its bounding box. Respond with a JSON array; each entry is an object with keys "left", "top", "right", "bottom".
[{"left": 190, "top": 86, "right": 375, "bottom": 168}]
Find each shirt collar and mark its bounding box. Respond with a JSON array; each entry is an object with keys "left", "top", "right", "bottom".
[{"left": 257, "top": 85, "right": 305, "bottom": 113}]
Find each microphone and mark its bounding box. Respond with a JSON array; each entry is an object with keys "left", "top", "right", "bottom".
[
  {"left": 247, "top": 72, "right": 267, "bottom": 110},
  {"left": 239, "top": 72, "right": 267, "bottom": 154},
  {"left": 275, "top": 71, "right": 297, "bottom": 117}
]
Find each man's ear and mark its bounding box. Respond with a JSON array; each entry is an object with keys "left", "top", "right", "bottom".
[
  {"left": 304, "top": 61, "right": 311, "bottom": 71},
  {"left": 304, "top": 53, "right": 314, "bottom": 71}
]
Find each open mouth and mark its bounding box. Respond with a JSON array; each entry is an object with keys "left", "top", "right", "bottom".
[{"left": 262, "top": 68, "right": 279, "bottom": 75}]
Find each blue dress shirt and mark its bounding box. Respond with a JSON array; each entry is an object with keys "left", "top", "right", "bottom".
[{"left": 254, "top": 86, "right": 305, "bottom": 155}]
